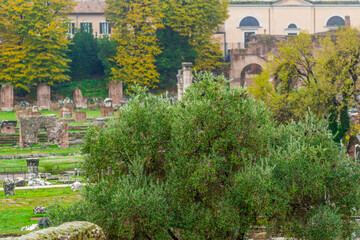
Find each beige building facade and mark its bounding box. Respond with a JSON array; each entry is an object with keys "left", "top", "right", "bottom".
[
  {"left": 68, "top": 1, "right": 109, "bottom": 36},
  {"left": 222, "top": 0, "right": 360, "bottom": 50}
]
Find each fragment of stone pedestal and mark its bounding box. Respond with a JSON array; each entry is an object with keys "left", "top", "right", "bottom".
[
  {"left": 38, "top": 217, "right": 50, "bottom": 228},
  {"left": 103, "top": 98, "right": 112, "bottom": 108},
  {"left": 1, "top": 120, "right": 17, "bottom": 134},
  {"left": 63, "top": 111, "right": 72, "bottom": 118},
  {"left": 108, "top": 81, "right": 123, "bottom": 106},
  {"left": 33, "top": 206, "right": 46, "bottom": 214},
  {"left": 32, "top": 106, "right": 39, "bottom": 112},
  {"left": 26, "top": 158, "right": 39, "bottom": 174},
  {"left": 71, "top": 181, "right": 83, "bottom": 191},
  {"left": 28, "top": 178, "right": 45, "bottom": 186},
  {"left": 46, "top": 175, "right": 59, "bottom": 181},
  {"left": 59, "top": 107, "right": 72, "bottom": 118},
  {"left": 20, "top": 101, "right": 30, "bottom": 109},
  {"left": 0, "top": 83, "right": 14, "bottom": 111},
  {"left": 21, "top": 224, "right": 39, "bottom": 231},
  {"left": 3, "top": 179, "right": 15, "bottom": 196},
  {"left": 37, "top": 83, "right": 51, "bottom": 110},
  {"left": 74, "top": 111, "right": 86, "bottom": 122},
  {"left": 15, "top": 177, "right": 26, "bottom": 187}
]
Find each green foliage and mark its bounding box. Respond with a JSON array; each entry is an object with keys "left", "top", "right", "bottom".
[
  {"left": 0, "top": 0, "right": 74, "bottom": 90},
  {"left": 156, "top": 27, "right": 197, "bottom": 89},
  {"left": 97, "top": 35, "right": 117, "bottom": 79},
  {"left": 106, "top": 0, "right": 228, "bottom": 88},
  {"left": 68, "top": 32, "right": 103, "bottom": 80},
  {"left": 52, "top": 78, "right": 108, "bottom": 99},
  {"left": 251, "top": 28, "right": 360, "bottom": 142},
  {"left": 50, "top": 72, "right": 360, "bottom": 239}
]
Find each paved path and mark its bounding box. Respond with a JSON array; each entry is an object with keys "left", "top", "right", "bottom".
[{"left": 0, "top": 184, "right": 71, "bottom": 191}]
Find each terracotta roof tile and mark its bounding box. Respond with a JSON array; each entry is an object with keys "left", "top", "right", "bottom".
[{"left": 72, "top": 1, "right": 107, "bottom": 14}]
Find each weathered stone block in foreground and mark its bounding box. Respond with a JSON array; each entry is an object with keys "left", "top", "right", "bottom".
[{"left": 3, "top": 221, "right": 105, "bottom": 240}]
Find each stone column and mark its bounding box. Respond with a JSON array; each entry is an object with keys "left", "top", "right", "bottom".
[
  {"left": 0, "top": 84, "right": 14, "bottom": 111},
  {"left": 26, "top": 158, "right": 40, "bottom": 174},
  {"left": 108, "top": 81, "right": 123, "bottom": 106},
  {"left": 60, "top": 123, "right": 69, "bottom": 149},
  {"left": 37, "top": 83, "right": 51, "bottom": 110},
  {"left": 73, "top": 88, "right": 87, "bottom": 109},
  {"left": 177, "top": 62, "right": 193, "bottom": 101},
  {"left": 345, "top": 16, "right": 351, "bottom": 27}
]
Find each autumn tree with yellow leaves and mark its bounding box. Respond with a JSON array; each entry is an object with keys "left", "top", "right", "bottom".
[
  {"left": 106, "top": 0, "right": 228, "bottom": 88},
  {"left": 0, "top": 0, "right": 74, "bottom": 91}
]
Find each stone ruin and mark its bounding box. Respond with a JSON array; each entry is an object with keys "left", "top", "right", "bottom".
[
  {"left": 0, "top": 83, "right": 14, "bottom": 111},
  {"left": 1, "top": 120, "right": 17, "bottom": 134},
  {"left": 74, "top": 111, "right": 87, "bottom": 122},
  {"left": 73, "top": 88, "right": 87, "bottom": 109},
  {"left": 16, "top": 108, "right": 42, "bottom": 119},
  {"left": 19, "top": 115, "right": 69, "bottom": 148},
  {"left": 37, "top": 83, "right": 51, "bottom": 110},
  {"left": 108, "top": 81, "right": 123, "bottom": 106},
  {"left": 59, "top": 107, "right": 72, "bottom": 118},
  {"left": 9, "top": 221, "right": 105, "bottom": 240},
  {"left": 26, "top": 158, "right": 39, "bottom": 174},
  {"left": 101, "top": 98, "right": 114, "bottom": 116},
  {"left": 3, "top": 178, "right": 15, "bottom": 196},
  {"left": 177, "top": 62, "right": 193, "bottom": 101}
]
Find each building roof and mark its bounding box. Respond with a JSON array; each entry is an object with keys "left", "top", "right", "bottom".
[{"left": 72, "top": 1, "right": 107, "bottom": 14}]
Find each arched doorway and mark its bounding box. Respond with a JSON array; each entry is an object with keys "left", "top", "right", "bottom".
[{"left": 240, "top": 63, "right": 262, "bottom": 87}]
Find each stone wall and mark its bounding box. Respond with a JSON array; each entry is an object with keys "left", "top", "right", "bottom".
[
  {"left": 0, "top": 84, "right": 14, "bottom": 111},
  {"left": 3, "top": 221, "right": 105, "bottom": 240},
  {"left": 19, "top": 115, "right": 68, "bottom": 149},
  {"left": 37, "top": 83, "right": 51, "bottom": 110}
]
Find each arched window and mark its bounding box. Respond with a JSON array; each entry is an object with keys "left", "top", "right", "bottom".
[
  {"left": 239, "top": 16, "right": 260, "bottom": 27},
  {"left": 286, "top": 23, "right": 299, "bottom": 35},
  {"left": 326, "top": 16, "right": 345, "bottom": 27}
]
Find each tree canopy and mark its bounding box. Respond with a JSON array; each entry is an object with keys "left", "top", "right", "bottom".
[
  {"left": 251, "top": 27, "right": 360, "bottom": 141},
  {"left": 48, "top": 72, "right": 360, "bottom": 239},
  {"left": 0, "top": 0, "right": 74, "bottom": 90},
  {"left": 106, "top": 0, "right": 228, "bottom": 88}
]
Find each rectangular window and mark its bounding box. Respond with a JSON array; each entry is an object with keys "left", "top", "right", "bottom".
[
  {"left": 67, "top": 22, "right": 75, "bottom": 35},
  {"left": 100, "top": 22, "right": 111, "bottom": 35},
  {"left": 80, "top": 22, "right": 92, "bottom": 33}
]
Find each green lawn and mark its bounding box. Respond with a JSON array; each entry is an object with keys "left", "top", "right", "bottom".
[
  {"left": 0, "top": 109, "right": 116, "bottom": 122},
  {"left": 0, "top": 155, "right": 84, "bottom": 173},
  {"left": 0, "top": 188, "right": 81, "bottom": 233},
  {"left": 0, "top": 145, "right": 81, "bottom": 156}
]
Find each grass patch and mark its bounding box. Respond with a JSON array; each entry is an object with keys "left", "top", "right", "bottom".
[
  {"left": 0, "top": 155, "right": 84, "bottom": 173},
  {"left": 0, "top": 145, "right": 81, "bottom": 156},
  {"left": 0, "top": 188, "right": 81, "bottom": 232}
]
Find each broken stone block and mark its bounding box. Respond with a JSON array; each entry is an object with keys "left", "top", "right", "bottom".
[
  {"left": 21, "top": 224, "right": 39, "bottom": 231},
  {"left": 71, "top": 181, "right": 83, "bottom": 191},
  {"left": 38, "top": 217, "right": 50, "bottom": 228},
  {"left": 74, "top": 111, "right": 87, "bottom": 122},
  {"left": 15, "top": 177, "right": 26, "bottom": 187},
  {"left": 63, "top": 111, "right": 72, "bottom": 118},
  {"left": 33, "top": 206, "right": 46, "bottom": 214},
  {"left": 37, "top": 83, "right": 51, "bottom": 110},
  {"left": 0, "top": 83, "right": 14, "bottom": 111},
  {"left": 108, "top": 81, "right": 123, "bottom": 106},
  {"left": 100, "top": 106, "right": 114, "bottom": 117},
  {"left": 3, "top": 178, "right": 15, "bottom": 196},
  {"left": 1, "top": 120, "right": 17, "bottom": 134},
  {"left": 74, "top": 88, "right": 87, "bottom": 109}
]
